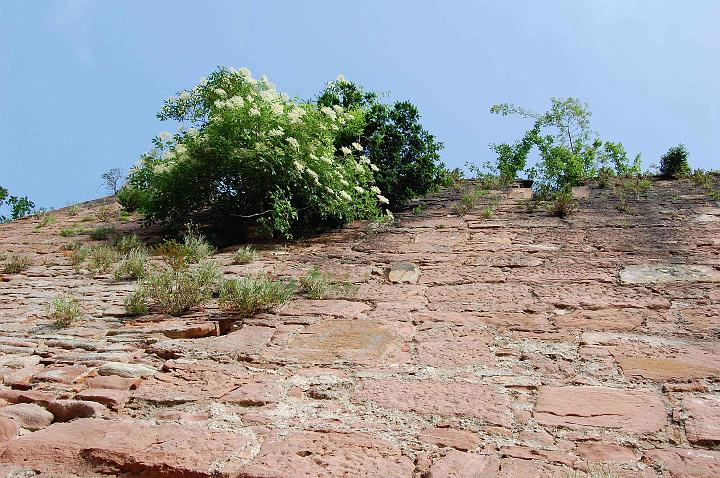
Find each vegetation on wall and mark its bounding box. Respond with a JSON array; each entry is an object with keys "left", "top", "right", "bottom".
[
  {"left": 489, "top": 97, "right": 641, "bottom": 192},
  {"left": 0, "top": 186, "right": 35, "bottom": 223},
  {"left": 659, "top": 144, "right": 691, "bottom": 179},
  {"left": 317, "top": 77, "right": 447, "bottom": 207},
  {"left": 121, "top": 67, "right": 394, "bottom": 239}
]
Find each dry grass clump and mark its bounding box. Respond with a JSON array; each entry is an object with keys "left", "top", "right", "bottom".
[
  {"left": 219, "top": 275, "right": 295, "bottom": 316},
  {"left": 2, "top": 254, "right": 32, "bottom": 274}
]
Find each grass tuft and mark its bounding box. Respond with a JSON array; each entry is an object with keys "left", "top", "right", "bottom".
[
  {"left": 48, "top": 296, "right": 82, "bottom": 328},
  {"left": 219, "top": 275, "right": 295, "bottom": 316}
]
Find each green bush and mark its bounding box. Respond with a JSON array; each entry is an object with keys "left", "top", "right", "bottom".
[
  {"left": 453, "top": 188, "right": 488, "bottom": 216},
  {"left": 114, "top": 249, "right": 148, "bottom": 281},
  {"left": 116, "top": 185, "right": 142, "bottom": 212},
  {"left": 70, "top": 244, "right": 120, "bottom": 274},
  {"left": 59, "top": 228, "right": 81, "bottom": 237},
  {"left": 154, "top": 232, "right": 214, "bottom": 270},
  {"left": 219, "top": 274, "right": 295, "bottom": 315},
  {"left": 129, "top": 260, "right": 221, "bottom": 316},
  {"left": 113, "top": 234, "right": 143, "bottom": 254},
  {"left": 490, "top": 98, "right": 640, "bottom": 191},
  {"left": 660, "top": 144, "right": 691, "bottom": 178},
  {"left": 87, "top": 245, "right": 120, "bottom": 274},
  {"left": 124, "top": 67, "right": 385, "bottom": 238},
  {"left": 547, "top": 188, "right": 577, "bottom": 217},
  {"left": 232, "top": 245, "right": 259, "bottom": 264},
  {"left": 34, "top": 210, "right": 56, "bottom": 228},
  {"left": 70, "top": 245, "right": 92, "bottom": 269},
  {"left": 0, "top": 186, "right": 34, "bottom": 223},
  {"left": 318, "top": 77, "right": 446, "bottom": 207},
  {"left": 48, "top": 296, "right": 82, "bottom": 328},
  {"left": 124, "top": 288, "right": 149, "bottom": 316},
  {"left": 298, "top": 266, "right": 357, "bottom": 299}
]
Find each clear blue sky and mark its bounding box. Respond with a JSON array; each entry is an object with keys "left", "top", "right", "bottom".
[{"left": 1, "top": 1, "right": 718, "bottom": 209}]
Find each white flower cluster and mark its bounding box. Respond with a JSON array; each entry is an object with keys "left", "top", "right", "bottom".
[{"left": 143, "top": 66, "right": 391, "bottom": 212}]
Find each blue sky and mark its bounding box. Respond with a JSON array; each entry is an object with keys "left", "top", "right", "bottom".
[{"left": 1, "top": 1, "right": 718, "bottom": 209}]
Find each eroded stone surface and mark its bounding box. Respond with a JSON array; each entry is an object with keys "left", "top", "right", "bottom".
[
  {"left": 533, "top": 386, "right": 667, "bottom": 433},
  {"left": 620, "top": 263, "right": 720, "bottom": 284},
  {"left": 0, "top": 179, "right": 718, "bottom": 476},
  {"left": 386, "top": 261, "right": 421, "bottom": 284},
  {"left": 355, "top": 379, "right": 511, "bottom": 426},
  {"left": 274, "top": 319, "right": 407, "bottom": 365},
  {"left": 239, "top": 430, "right": 414, "bottom": 477},
  {"left": 684, "top": 395, "right": 720, "bottom": 444},
  {"left": 0, "top": 418, "right": 255, "bottom": 477},
  {"left": 643, "top": 448, "right": 720, "bottom": 478}
]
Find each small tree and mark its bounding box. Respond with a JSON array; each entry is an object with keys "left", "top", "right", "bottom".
[
  {"left": 101, "top": 168, "right": 126, "bottom": 194},
  {"left": 490, "top": 98, "right": 640, "bottom": 191},
  {"left": 317, "top": 77, "right": 446, "bottom": 207},
  {"left": 659, "top": 144, "right": 691, "bottom": 178},
  {"left": 0, "top": 186, "right": 35, "bottom": 223}
]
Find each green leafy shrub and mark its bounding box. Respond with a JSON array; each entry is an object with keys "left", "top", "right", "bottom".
[
  {"left": 96, "top": 205, "right": 114, "bottom": 223},
  {"left": 34, "top": 210, "right": 56, "bottom": 228},
  {"left": 490, "top": 98, "right": 640, "bottom": 191},
  {"left": 59, "top": 228, "right": 81, "bottom": 237},
  {"left": 154, "top": 232, "right": 214, "bottom": 270},
  {"left": 113, "top": 234, "right": 143, "bottom": 254},
  {"left": 453, "top": 188, "right": 488, "bottom": 216},
  {"left": 547, "top": 188, "right": 577, "bottom": 218},
  {"left": 219, "top": 274, "right": 295, "bottom": 315},
  {"left": 124, "top": 288, "right": 149, "bottom": 316},
  {"left": 87, "top": 245, "right": 120, "bottom": 274},
  {"left": 129, "top": 260, "right": 220, "bottom": 316},
  {"left": 298, "top": 266, "right": 357, "bottom": 299},
  {"left": 659, "top": 144, "right": 691, "bottom": 178},
  {"left": 116, "top": 186, "right": 142, "bottom": 212},
  {"left": 70, "top": 245, "right": 92, "bottom": 269},
  {"left": 233, "top": 246, "right": 259, "bottom": 264},
  {"left": 0, "top": 186, "right": 35, "bottom": 223},
  {"left": 48, "top": 296, "right": 82, "bottom": 328},
  {"left": 2, "top": 254, "right": 32, "bottom": 274},
  {"left": 318, "top": 77, "right": 446, "bottom": 207},
  {"left": 182, "top": 232, "right": 215, "bottom": 263},
  {"left": 125, "top": 67, "right": 386, "bottom": 238},
  {"left": 114, "top": 249, "right": 149, "bottom": 281},
  {"left": 690, "top": 169, "right": 720, "bottom": 199}
]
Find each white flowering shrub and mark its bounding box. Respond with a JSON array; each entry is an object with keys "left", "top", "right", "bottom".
[
  {"left": 123, "top": 67, "right": 389, "bottom": 238},
  {"left": 318, "top": 77, "right": 447, "bottom": 207}
]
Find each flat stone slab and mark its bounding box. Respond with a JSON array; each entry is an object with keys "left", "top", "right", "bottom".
[
  {"left": 0, "top": 418, "right": 255, "bottom": 477},
  {"left": 617, "top": 354, "right": 720, "bottom": 380},
  {"left": 133, "top": 360, "right": 281, "bottom": 406},
  {"left": 385, "top": 261, "right": 421, "bottom": 284},
  {"left": 239, "top": 430, "right": 414, "bottom": 477},
  {"left": 619, "top": 263, "right": 720, "bottom": 284},
  {"left": 427, "top": 450, "right": 499, "bottom": 477},
  {"left": 533, "top": 386, "right": 667, "bottom": 433},
  {"left": 279, "top": 299, "right": 371, "bottom": 318},
  {"left": 684, "top": 395, "right": 720, "bottom": 444},
  {"left": 354, "top": 379, "right": 511, "bottom": 426},
  {"left": 418, "top": 427, "right": 483, "bottom": 451},
  {"left": 643, "top": 448, "right": 720, "bottom": 478},
  {"left": 275, "top": 319, "right": 407, "bottom": 365}
]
